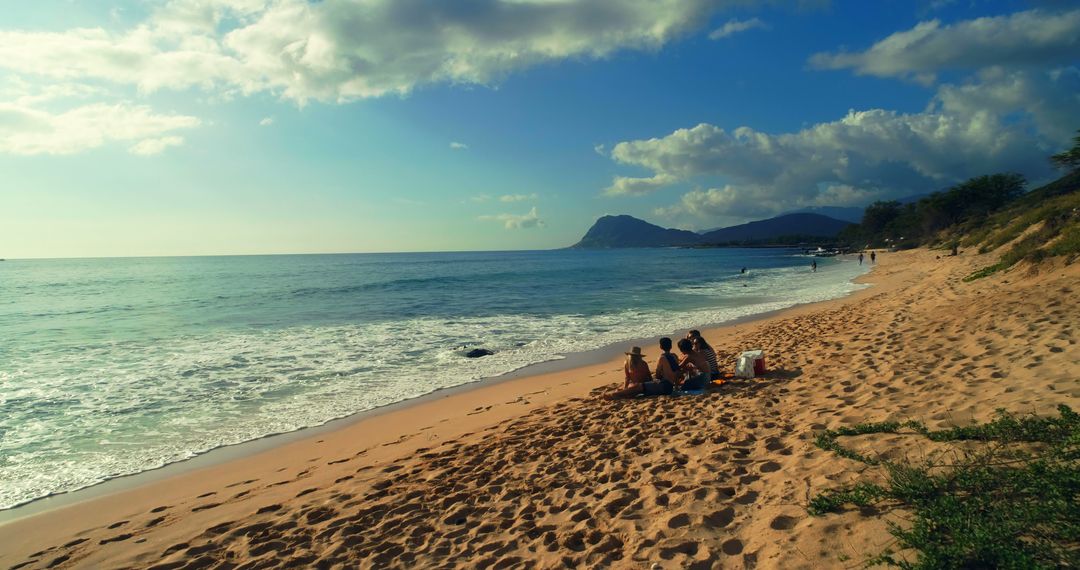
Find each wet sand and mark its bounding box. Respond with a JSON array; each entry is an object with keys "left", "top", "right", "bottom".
[{"left": 1, "top": 249, "right": 1077, "bottom": 569}]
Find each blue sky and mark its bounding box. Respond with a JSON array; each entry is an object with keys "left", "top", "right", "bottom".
[{"left": 1, "top": 0, "right": 1077, "bottom": 257}]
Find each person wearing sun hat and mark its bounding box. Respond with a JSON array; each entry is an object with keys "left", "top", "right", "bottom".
[
  {"left": 603, "top": 339, "right": 678, "bottom": 400},
  {"left": 622, "top": 346, "right": 652, "bottom": 388}
]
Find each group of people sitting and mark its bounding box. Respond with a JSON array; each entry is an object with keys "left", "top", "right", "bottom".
[{"left": 603, "top": 330, "right": 721, "bottom": 400}]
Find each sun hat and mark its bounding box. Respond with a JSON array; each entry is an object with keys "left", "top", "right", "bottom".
[{"left": 625, "top": 346, "right": 644, "bottom": 357}]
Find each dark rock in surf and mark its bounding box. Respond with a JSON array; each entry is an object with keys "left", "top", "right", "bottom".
[{"left": 465, "top": 349, "right": 495, "bottom": 358}]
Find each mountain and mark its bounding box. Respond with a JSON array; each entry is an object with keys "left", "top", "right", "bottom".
[
  {"left": 569, "top": 215, "right": 702, "bottom": 248},
  {"left": 700, "top": 213, "right": 853, "bottom": 244},
  {"left": 570, "top": 213, "right": 853, "bottom": 248},
  {"left": 783, "top": 206, "right": 864, "bottom": 224},
  {"left": 782, "top": 195, "right": 929, "bottom": 225}
]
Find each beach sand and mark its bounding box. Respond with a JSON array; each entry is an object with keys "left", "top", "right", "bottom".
[{"left": 1, "top": 249, "right": 1077, "bottom": 569}]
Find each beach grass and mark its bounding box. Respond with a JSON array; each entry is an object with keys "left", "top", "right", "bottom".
[
  {"left": 809, "top": 406, "right": 1080, "bottom": 569},
  {"left": 962, "top": 174, "right": 1080, "bottom": 281}
]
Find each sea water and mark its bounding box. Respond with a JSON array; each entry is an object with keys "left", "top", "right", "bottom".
[{"left": 0, "top": 249, "right": 868, "bottom": 510}]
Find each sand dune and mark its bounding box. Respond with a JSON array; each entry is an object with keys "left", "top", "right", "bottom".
[{"left": 2, "top": 250, "right": 1077, "bottom": 569}]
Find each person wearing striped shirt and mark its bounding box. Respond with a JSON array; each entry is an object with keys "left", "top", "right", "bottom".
[{"left": 687, "top": 330, "right": 720, "bottom": 380}]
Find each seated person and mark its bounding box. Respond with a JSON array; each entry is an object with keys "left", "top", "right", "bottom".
[
  {"left": 622, "top": 346, "right": 651, "bottom": 388},
  {"left": 652, "top": 337, "right": 680, "bottom": 385},
  {"left": 691, "top": 334, "right": 717, "bottom": 377},
  {"left": 604, "top": 340, "right": 677, "bottom": 400},
  {"left": 677, "top": 338, "right": 711, "bottom": 391}
]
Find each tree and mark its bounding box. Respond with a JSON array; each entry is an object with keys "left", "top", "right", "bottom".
[
  {"left": 861, "top": 201, "right": 901, "bottom": 235},
  {"left": 1050, "top": 129, "right": 1080, "bottom": 171}
]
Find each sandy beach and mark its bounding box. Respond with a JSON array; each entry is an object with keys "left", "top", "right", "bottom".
[{"left": 2, "top": 249, "right": 1077, "bottom": 569}]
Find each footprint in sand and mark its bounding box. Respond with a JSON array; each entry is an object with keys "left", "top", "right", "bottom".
[
  {"left": 735, "top": 491, "right": 758, "bottom": 505},
  {"left": 770, "top": 515, "right": 798, "bottom": 530},
  {"left": 666, "top": 513, "right": 691, "bottom": 529},
  {"left": 760, "top": 461, "right": 781, "bottom": 473},
  {"left": 702, "top": 507, "right": 735, "bottom": 529},
  {"left": 98, "top": 533, "right": 133, "bottom": 545}
]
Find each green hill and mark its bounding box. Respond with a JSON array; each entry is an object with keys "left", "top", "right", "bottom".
[{"left": 959, "top": 170, "right": 1080, "bottom": 280}]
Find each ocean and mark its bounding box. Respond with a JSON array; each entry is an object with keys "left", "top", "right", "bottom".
[{"left": 0, "top": 248, "right": 868, "bottom": 510}]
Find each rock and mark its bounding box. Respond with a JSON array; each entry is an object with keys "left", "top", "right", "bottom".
[{"left": 465, "top": 348, "right": 494, "bottom": 358}]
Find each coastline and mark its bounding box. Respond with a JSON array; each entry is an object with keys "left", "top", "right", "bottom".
[
  {"left": 0, "top": 257, "right": 871, "bottom": 523},
  {"left": 3, "top": 249, "right": 1075, "bottom": 569}
]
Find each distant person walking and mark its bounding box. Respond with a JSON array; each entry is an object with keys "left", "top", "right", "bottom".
[
  {"left": 858, "top": 252, "right": 864, "bottom": 265},
  {"left": 870, "top": 251, "right": 877, "bottom": 264},
  {"left": 811, "top": 260, "right": 817, "bottom": 272}
]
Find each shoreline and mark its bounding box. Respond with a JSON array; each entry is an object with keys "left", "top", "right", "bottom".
[
  {"left": 9, "top": 247, "right": 1068, "bottom": 569},
  {"left": 0, "top": 258, "right": 874, "bottom": 524}
]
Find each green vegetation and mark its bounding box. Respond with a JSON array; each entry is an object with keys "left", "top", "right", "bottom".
[
  {"left": 839, "top": 173, "right": 1028, "bottom": 250},
  {"left": 836, "top": 133, "right": 1080, "bottom": 280},
  {"left": 809, "top": 406, "right": 1080, "bottom": 569},
  {"left": 1051, "top": 130, "right": 1080, "bottom": 172},
  {"left": 959, "top": 172, "right": 1080, "bottom": 280}
]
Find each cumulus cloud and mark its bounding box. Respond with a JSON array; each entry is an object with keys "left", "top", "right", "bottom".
[
  {"left": 708, "top": 17, "right": 768, "bottom": 40},
  {"left": 611, "top": 7, "right": 1080, "bottom": 225},
  {"left": 129, "top": 135, "right": 186, "bottom": 155},
  {"left": 933, "top": 66, "right": 1080, "bottom": 143},
  {"left": 0, "top": 0, "right": 747, "bottom": 104},
  {"left": 0, "top": 102, "right": 200, "bottom": 155},
  {"left": 259, "top": 116, "right": 274, "bottom": 126},
  {"left": 479, "top": 206, "right": 544, "bottom": 229},
  {"left": 1, "top": 80, "right": 108, "bottom": 107},
  {"left": 499, "top": 193, "right": 538, "bottom": 202},
  {"left": 810, "top": 8, "right": 1080, "bottom": 82},
  {"left": 449, "top": 141, "right": 469, "bottom": 150},
  {"left": 603, "top": 173, "right": 679, "bottom": 196},
  {"left": 607, "top": 75, "right": 1071, "bottom": 220}
]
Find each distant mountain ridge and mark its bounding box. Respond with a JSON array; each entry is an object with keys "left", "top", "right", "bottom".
[
  {"left": 570, "top": 213, "right": 854, "bottom": 248},
  {"left": 699, "top": 213, "right": 854, "bottom": 243},
  {"left": 569, "top": 215, "right": 701, "bottom": 248},
  {"left": 697, "top": 195, "right": 931, "bottom": 231}
]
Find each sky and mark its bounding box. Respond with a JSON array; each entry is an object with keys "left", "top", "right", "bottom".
[{"left": 1, "top": 0, "right": 1078, "bottom": 258}]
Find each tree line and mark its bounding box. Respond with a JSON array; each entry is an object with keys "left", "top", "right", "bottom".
[{"left": 839, "top": 129, "right": 1080, "bottom": 249}]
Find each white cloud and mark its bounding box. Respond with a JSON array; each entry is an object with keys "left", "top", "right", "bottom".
[
  {"left": 0, "top": 103, "right": 200, "bottom": 156},
  {"left": 449, "top": 141, "right": 469, "bottom": 150},
  {"left": 708, "top": 17, "right": 768, "bottom": 40},
  {"left": 810, "top": 8, "right": 1080, "bottom": 82},
  {"left": 499, "top": 193, "right": 538, "bottom": 202},
  {"left": 603, "top": 173, "right": 679, "bottom": 196},
  {"left": 479, "top": 206, "right": 544, "bottom": 229},
  {"left": 616, "top": 7, "right": 1080, "bottom": 225},
  {"left": 129, "top": 135, "right": 186, "bottom": 155},
  {"left": 1, "top": 79, "right": 108, "bottom": 107},
  {"left": 259, "top": 116, "right": 274, "bottom": 126},
  {"left": 932, "top": 66, "right": 1080, "bottom": 143},
  {"left": 609, "top": 82, "right": 1067, "bottom": 221},
  {"left": 0, "top": 0, "right": 748, "bottom": 104},
  {"left": 470, "top": 194, "right": 492, "bottom": 203}
]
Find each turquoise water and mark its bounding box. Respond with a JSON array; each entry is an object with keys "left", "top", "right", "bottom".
[{"left": 0, "top": 249, "right": 867, "bottom": 509}]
